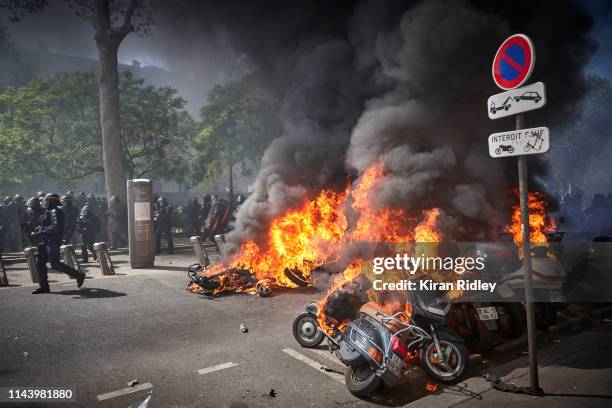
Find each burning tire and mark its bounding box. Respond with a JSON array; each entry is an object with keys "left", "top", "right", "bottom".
[
  {"left": 345, "top": 363, "right": 381, "bottom": 396},
  {"left": 292, "top": 312, "right": 324, "bottom": 348},
  {"left": 285, "top": 268, "right": 310, "bottom": 287}
]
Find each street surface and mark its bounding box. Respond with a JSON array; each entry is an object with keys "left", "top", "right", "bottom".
[{"left": 1, "top": 251, "right": 611, "bottom": 407}]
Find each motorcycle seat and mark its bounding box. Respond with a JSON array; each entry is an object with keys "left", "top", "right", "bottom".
[{"left": 359, "top": 303, "right": 407, "bottom": 334}]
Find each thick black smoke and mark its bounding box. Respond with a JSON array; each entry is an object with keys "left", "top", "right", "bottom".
[{"left": 165, "top": 0, "right": 595, "bottom": 250}]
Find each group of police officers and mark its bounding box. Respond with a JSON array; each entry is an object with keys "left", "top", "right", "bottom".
[
  {"left": 154, "top": 193, "right": 243, "bottom": 255},
  {"left": 0, "top": 191, "right": 243, "bottom": 293},
  {"left": 0, "top": 191, "right": 128, "bottom": 294}
]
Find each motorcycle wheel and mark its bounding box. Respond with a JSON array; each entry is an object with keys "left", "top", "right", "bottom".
[
  {"left": 345, "top": 363, "right": 382, "bottom": 397},
  {"left": 493, "top": 303, "right": 525, "bottom": 339},
  {"left": 421, "top": 340, "right": 468, "bottom": 384},
  {"left": 292, "top": 312, "right": 324, "bottom": 348}
]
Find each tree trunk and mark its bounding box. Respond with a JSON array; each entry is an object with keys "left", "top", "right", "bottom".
[{"left": 94, "top": 0, "right": 127, "bottom": 203}]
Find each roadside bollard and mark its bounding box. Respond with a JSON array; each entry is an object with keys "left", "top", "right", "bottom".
[
  {"left": 60, "top": 244, "right": 83, "bottom": 275},
  {"left": 93, "top": 242, "right": 115, "bottom": 275},
  {"left": 190, "top": 236, "right": 210, "bottom": 267},
  {"left": 24, "top": 247, "right": 39, "bottom": 283},
  {"left": 0, "top": 252, "right": 8, "bottom": 286},
  {"left": 214, "top": 234, "right": 225, "bottom": 256}
]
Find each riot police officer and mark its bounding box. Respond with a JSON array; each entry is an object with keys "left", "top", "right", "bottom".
[
  {"left": 186, "top": 197, "right": 201, "bottom": 237},
  {"left": 23, "top": 197, "right": 44, "bottom": 246},
  {"left": 154, "top": 197, "right": 174, "bottom": 254},
  {"left": 61, "top": 194, "right": 79, "bottom": 244},
  {"left": 77, "top": 205, "right": 100, "bottom": 263},
  {"left": 31, "top": 194, "right": 86, "bottom": 294}
]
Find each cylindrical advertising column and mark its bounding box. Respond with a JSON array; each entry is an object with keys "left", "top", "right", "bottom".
[{"left": 127, "top": 179, "right": 155, "bottom": 268}]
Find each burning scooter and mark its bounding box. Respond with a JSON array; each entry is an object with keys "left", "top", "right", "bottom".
[{"left": 293, "top": 289, "right": 468, "bottom": 397}]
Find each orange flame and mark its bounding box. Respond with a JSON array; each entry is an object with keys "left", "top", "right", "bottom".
[
  {"left": 191, "top": 159, "right": 442, "bottom": 302},
  {"left": 506, "top": 192, "right": 554, "bottom": 245},
  {"left": 316, "top": 259, "right": 364, "bottom": 334}
]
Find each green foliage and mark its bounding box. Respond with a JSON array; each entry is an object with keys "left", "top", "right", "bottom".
[
  {"left": 120, "top": 71, "right": 195, "bottom": 182},
  {"left": 193, "top": 73, "right": 281, "bottom": 184},
  {"left": 0, "top": 70, "right": 196, "bottom": 187}
]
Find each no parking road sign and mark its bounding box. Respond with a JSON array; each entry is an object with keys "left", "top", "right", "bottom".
[{"left": 492, "top": 34, "right": 535, "bottom": 90}]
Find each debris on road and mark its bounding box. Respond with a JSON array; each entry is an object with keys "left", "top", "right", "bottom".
[
  {"left": 22, "top": 352, "right": 29, "bottom": 357},
  {"left": 268, "top": 389, "right": 276, "bottom": 398},
  {"left": 240, "top": 323, "right": 248, "bottom": 333},
  {"left": 425, "top": 383, "right": 439, "bottom": 393},
  {"left": 553, "top": 339, "right": 561, "bottom": 343},
  {"left": 127, "top": 379, "right": 139, "bottom": 387}
]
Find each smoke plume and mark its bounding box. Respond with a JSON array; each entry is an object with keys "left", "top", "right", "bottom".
[{"left": 209, "top": 0, "right": 596, "bottom": 250}]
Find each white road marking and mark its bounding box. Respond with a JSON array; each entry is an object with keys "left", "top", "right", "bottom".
[
  {"left": 96, "top": 382, "right": 153, "bottom": 401},
  {"left": 307, "top": 347, "right": 344, "bottom": 366},
  {"left": 197, "top": 361, "right": 239, "bottom": 375},
  {"left": 282, "top": 348, "right": 345, "bottom": 384}
]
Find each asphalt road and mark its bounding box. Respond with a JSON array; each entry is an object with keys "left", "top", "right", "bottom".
[{"left": 0, "top": 266, "right": 435, "bottom": 408}]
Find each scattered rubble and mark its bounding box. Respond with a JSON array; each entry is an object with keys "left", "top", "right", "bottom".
[
  {"left": 127, "top": 379, "right": 139, "bottom": 387},
  {"left": 240, "top": 324, "right": 248, "bottom": 333}
]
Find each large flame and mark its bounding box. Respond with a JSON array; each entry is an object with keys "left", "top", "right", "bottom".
[
  {"left": 202, "top": 188, "right": 349, "bottom": 291},
  {"left": 350, "top": 160, "right": 416, "bottom": 242},
  {"left": 191, "top": 158, "right": 443, "bottom": 330},
  {"left": 506, "top": 191, "right": 555, "bottom": 245}
]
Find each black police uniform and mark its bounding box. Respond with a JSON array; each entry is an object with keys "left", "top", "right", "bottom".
[
  {"left": 154, "top": 205, "right": 174, "bottom": 254},
  {"left": 33, "top": 196, "right": 85, "bottom": 293},
  {"left": 77, "top": 212, "right": 100, "bottom": 263}
]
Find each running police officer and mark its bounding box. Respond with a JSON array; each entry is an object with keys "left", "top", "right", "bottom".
[{"left": 31, "top": 194, "right": 86, "bottom": 294}]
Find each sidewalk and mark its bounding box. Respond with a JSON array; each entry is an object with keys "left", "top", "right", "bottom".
[
  {"left": 0, "top": 244, "right": 219, "bottom": 289},
  {"left": 406, "top": 323, "right": 612, "bottom": 408}
]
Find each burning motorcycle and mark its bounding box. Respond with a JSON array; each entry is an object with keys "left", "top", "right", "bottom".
[{"left": 293, "top": 290, "right": 468, "bottom": 397}]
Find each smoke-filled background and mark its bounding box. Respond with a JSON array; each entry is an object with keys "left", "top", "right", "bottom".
[
  {"left": 3, "top": 0, "right": 606, "bottom": 248},
  {"left": 215, "top": 0, "right": 598, "bottom": 251}
]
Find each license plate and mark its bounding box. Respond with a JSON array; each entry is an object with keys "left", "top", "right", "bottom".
[
  {"left": 387, "top": 352, "right": 404, "bottom": 377},
  {"left": 477, "top": 306, "right": 499, "bottom": 321}
]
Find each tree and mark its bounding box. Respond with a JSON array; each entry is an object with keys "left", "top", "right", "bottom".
[
  {"left": 119, "top": 71, "right": 195, "bottom": 182},
  {"left": 0, "top": 70, "right": 195, "bottom": 187},
  {"left": 194, "top": 74, "right": 281, "bottom": 203},
  {"left": 2, "top": 0, "right": 155, "bottom": 203},
  {"left": 75, "top": 0, "right": 155, "bottom": 203}
]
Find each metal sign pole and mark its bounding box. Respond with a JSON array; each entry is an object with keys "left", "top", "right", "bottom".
[{"left": 516, "top": 113, "right": 541, "bottom": 393}]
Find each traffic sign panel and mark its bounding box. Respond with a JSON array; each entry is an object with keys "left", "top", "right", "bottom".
[
  {"left": 488, "top": 82, "right": 546, "bottom": 119},
  {"left": 488, "top": 127, "right": 549, "bottom": 158},
  {"left": 492, "top": 34, "right": 535, "bottom": 90}
]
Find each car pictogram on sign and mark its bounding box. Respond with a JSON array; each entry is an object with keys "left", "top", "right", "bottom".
[{"left": 514, "top": 91, "right": 542, "bottom": 103}]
